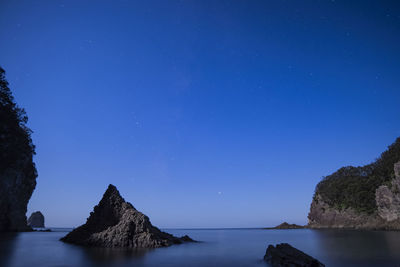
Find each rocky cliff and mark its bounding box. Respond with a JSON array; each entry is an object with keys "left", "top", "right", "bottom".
[
  {"left": 0, "top": 67, "right": 37, "bottom": 232},
  {"left": 308, "top": 138, "right": 400, "bottom": 229},
  {"left": 61, "top": 184, "right": 194, "bottom": 248}
]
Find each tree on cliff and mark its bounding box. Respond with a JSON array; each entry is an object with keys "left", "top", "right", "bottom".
[
  {"left": 0, "top": 67, "right": 37, "bottom": 231},
  {"left": 314, "top": 137, "right": 400, "bottom": 215},
  {"left": 0, "top": 67, "right": 35, "bottom": 171}
]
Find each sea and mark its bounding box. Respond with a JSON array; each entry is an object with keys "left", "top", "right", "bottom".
[{"left": 1, "top": 228, "right": 400, "bottom": 267}]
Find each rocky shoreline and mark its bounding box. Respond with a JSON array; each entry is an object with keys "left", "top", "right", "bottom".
[
  {"left": 308, "top": 161, "right": 400, "bottom": 230},
  {"left": 308, "top": 138, "right": 400, "bottom": 230}
]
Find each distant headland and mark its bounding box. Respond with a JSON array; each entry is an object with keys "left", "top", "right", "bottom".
[
  {"left": 264, "top": 222, "right": 306, "bottom": 230},
  {"left": 308, "top": 138, "right": 400, "bottom": 230}
]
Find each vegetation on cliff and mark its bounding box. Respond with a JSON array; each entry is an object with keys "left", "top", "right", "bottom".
[
  {"left": 0, "top": 67, "right": 36, "bottom": 172},
  {"left": 0, "top": 67, "right": 37, "bottom": 231},
  {"left": 314, "top": 138, "right": 400, "bottom": 214}
]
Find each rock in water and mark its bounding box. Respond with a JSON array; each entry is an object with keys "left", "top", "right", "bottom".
[
  {"left": 61, "top": 184, "right": 195, "bottom": 248},
  {"left": 27, "top": 211, "right": 45, "bottom": 228},
  {"left": 0, "top": 67, "right": 37, "bottom": 232},
  {"left": 264, "top": 243, "right": 325, "bottom": 267},
  {"left": 265, "top": 222, "right": 305, "bottom": 229}
]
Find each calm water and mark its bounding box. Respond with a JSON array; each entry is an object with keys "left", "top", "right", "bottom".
[{"left": 1, "top": 228, "right": 400, "bottom": 267}]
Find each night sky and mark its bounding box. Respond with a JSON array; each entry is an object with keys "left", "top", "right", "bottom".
[{"left": 1, "top": 0, "right": 400, "bottom": 228}]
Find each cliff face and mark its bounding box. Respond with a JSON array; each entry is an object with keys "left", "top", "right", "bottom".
[
  {"left": 308, "top": 158, "right": 400, "bottom": 230},
  {"left": 308, "top": 138, "right": 400, "bottom": 229},
  {"left": 0, "top": 67, "right": 37, "bottom": 232},
  {"left": 0, "top": 163, "right": 37, "bottom": 231},
  {"left": 309, "top": 162, "right": 400, "bottom": 229},
  {"left": 375, "top": 162, "right": 400, "bottom": 222},
  {"left": 308, "top": 193, "right": 387, "bottom": 229},
  {"left": 61, "top": 184, "right": 194, "bottom": 248}
]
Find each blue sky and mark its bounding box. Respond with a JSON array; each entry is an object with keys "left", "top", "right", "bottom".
[{"left": 1, "top": 0, "right": 400, "bottom": 228}]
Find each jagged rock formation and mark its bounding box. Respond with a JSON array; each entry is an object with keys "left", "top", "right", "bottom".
[
  {"left": 61, "top": 184, "right": 195, "bottom": 248},
  {"left": 265, "top": 222, "right": 305, "bottom": 230},
  {"left": 0, "top": 67, "right": 37, "bottom": 232},
  {"left": 308, "top": 138, "right": 400, "bottom": 229},
  {"left": 308, "top": 194, "right": 383, "bottom": 229},
  {"left": 264, "top": 243, "right": 325, "bottom": 267},
  {"left": 376, "top": 162, "right": 400, "bottom": 222},
  {"left": 27, "top": 211, "right": 45, "bottom": 228}
]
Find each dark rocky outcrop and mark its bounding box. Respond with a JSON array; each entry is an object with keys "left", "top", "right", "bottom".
[
  {"left": 308, "top": 138, "right": 400, "bottom": 229},
  {"left": 265, "top": 222, "right": 305, "bottom": 230},
  {"left": 27, "top": 211, "right": 45, "bottom": 228},
  {"left": 180, "top": 235, "right": 195, "bottom": 242},
  {"left": 0, "top": 67, "right": 37, "bottom": 232},
  {"left": 264, "top": 243, "right": 325, "bottom": 267},
  {"left": 61, "top": 184, "right": 195, "bottom": 248}
]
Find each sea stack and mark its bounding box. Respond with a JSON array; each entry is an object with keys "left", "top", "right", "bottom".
[
  {"left": 308, "top": 137, "right": 400, "bottom": 229},
  {"left": 61, "top": 184, "right": 194, "bottom": 248},
  {"left": 27, "top": 211, "right": 45, "bottom": 228},
  {"left": 0, "top": 67, "right": 37, "bottom": 232}
]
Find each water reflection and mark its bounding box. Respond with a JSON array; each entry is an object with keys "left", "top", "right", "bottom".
[
  {"left": 0, "top": 232, "right": 18, "bottom": 267},
  {"left": 312, "top": 229, "right": 400, "bottom": 266},
  {"left": 81, "top": 246, "right": 151, "bottom": 263},
  {"left": 3, "top": 229, "right": 400, "bottom": 266}
]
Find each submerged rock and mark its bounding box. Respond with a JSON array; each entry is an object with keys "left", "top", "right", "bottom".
[
  {"left": 264, "top": 243, "right": 325, "bottom": 267},
  {"left": 61, "top": 184, "right": 195, "bottom": 248},
  {"left": 27, "top": 211, "right": 45, "bottom": 228}
]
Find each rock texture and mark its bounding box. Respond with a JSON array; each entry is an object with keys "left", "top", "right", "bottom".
[
  {"left": 61, "top": 184, "right": 194, "bottom": 248},
  {"left": 0, "top": 67, "right": 37, "bottom": 232},
  {"left": 309, "top": 162, "right": 400, "bottom": 230},
  {"left": 308, "top": 137, "right": 400, "bottom": 230},
  {"left": 308, "top": 194, "right": 385, "bottom": 229},
  {"left": 27, "top": 211, "right": 45, "bottom": 228},
  {"left": 264, "top": 243, "right": 325, "bottom": 267},
  {"left": 376, "top": 162, "right": 400, "bottom": 222},
  {"left": 265, "top": 222, "right": 305, "bottom": 230}
]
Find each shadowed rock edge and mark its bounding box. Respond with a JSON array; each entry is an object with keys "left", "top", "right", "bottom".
[{"left": 0, "top": 67, "right": 37, "bottom": 232}]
